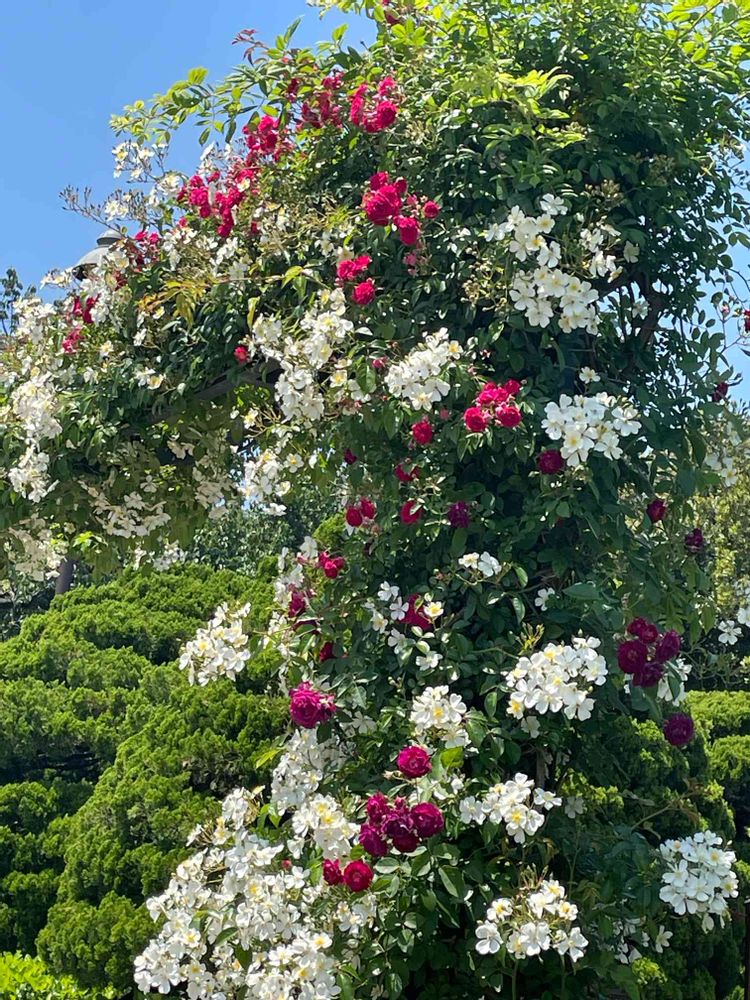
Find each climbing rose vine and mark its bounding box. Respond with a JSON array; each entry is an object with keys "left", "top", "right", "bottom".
[{"left": 4, "top": 0, "right": 750, "bottom": 995}]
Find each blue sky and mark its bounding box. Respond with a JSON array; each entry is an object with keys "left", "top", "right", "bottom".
[
  {"left": 0, "top": 0, "right": 367, "bottom": 283},
  {"left": 1, "top": 1, "right": 749, "bottom": 397}
]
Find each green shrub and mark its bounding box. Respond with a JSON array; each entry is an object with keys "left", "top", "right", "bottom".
[
  {"left": 0, "top": 562, "right": 285, "bottom": 993},
  {"left": 710, "top": 736, "right": 750, "bottom": 829},
  {"left": 0, "top": 952, "right": 113, "bottom": 999},
  {"left": 688, "top": 691, "right": 750, "bottom": 740}
]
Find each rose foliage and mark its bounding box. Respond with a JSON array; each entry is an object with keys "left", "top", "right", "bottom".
[{"left": 5, "top": 0, "right": 750, "bottom": 996}]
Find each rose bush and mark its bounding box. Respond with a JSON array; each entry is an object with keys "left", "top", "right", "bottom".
[{"left": 4, "top": 0, "right": 750, "bottom": 996}]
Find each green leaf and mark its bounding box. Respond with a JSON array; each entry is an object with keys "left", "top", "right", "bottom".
[
  {"left": 563, "top": 582, "right": 600, "bottom": 601},
  {"left": 440, "top": 746, "right": 465, "bottom": 769},
  {"left": 438, "top": 866, "right": 466, "bottom": 899}
]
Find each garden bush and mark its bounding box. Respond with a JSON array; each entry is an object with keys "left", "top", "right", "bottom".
[
  {"left": 3, "top": 0, "right": 750, "bottom": 996},
  {"left": 0, "top": 952, "right": 114, "bottom": 1000},
  {"left": 689, "top": 691, "right": 750, "bottom": 741},
  {"left": 0, "top": 563, "right": 285, "bottom": 992}
]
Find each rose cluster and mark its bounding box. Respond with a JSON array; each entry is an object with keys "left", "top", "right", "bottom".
[
  {"left": 464, "top": 379, "right": 523, "bottom": 433},
  {"left": 358, "top": 791, "right": 445, "bottom": 857},
  {"left": 336, "top": 254, "right": 376, "bottom": 306},
  {"left": 177, "top": 602, "right": 251, "bottom": 685},
  {"left": 617, "top": 618, "right": 682, "bottom": 689},
  {"left": 459, "top": 773, "right": 559, "bottom": 844},
  {"left": 134, "top": 788, "right": 377, "bottom": 999},
  {"left": 292, "top": 793, "right": 359, "bottom": 859},
  {"left": 323, "top": 858, "right": 375, "bottom": 892},
  {"left": 271, "top": 728, "right": 347, "bottom": 814},
  {"left": 62, "top": 293, "right": 98, "bottom": 354},
  {"left": 659, "top": 831, "right": 738, "bottom": 931},
  {"left": 289, "top": 681, "right": 338, "bottom": 728},
  {"left": 345, "top": 496, "right": 377, "bottom": 529},
  {"left": 178, "top": 162, "right": 255, "bottom": 238},
  {"left": 475, "top": 878, "right": 588, "bottom": 962},
  {"left": 296, "top": 71, "right": 345, "bottom": 131},
  {"left": 349, "top": 77, "right": 399, "bottom": 134},
  {"left": 542, "top": 391, "right": 641, "bottom": 467},
  {"left": 318, "top": 550, "right": 346, "bottom": 579},
  {"left": 383, "top": 326, "right": 462, "bottom": 411},
  {"left": 410, "top": 685, "right": 469, "bottom": 748},
  {"left": 504, "top": 637, "right": 608, "bottom": 722},
  {"left": 362, "top": 171, "right": 438, "bottom": 248}
]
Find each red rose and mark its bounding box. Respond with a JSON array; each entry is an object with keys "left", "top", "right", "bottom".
[
  {"left": 364, "top": 99, "right": 398, "bottom": 132},
  {"left": 319, "top": 641, "right": 334, "bottom": 662},
  {"left": 646, "top": 499, "right": 667, "bottom": 523},
  {"left": 404, "top": 594, "right": 431, "bottom": 630},
  {"left": 476, "top": 382, "right": 508, "bottom": 406},
  {"left": 400, "top": 501, "right": 422, "bottom": 524},
  {"left": 395, "top": 215, "right": 421, "bottom": 246},
  {"left": 617, "top": 639, "right": 649, "bottom": 673},
  {"left": 369, "top": 171, "right": 390, "bottom": 191},
  {"left": 464, "top": 406, "right": 490, "bottom": 433},
  {"left": 411, "top": 419, "right": 434, "bottom": 445},
  {"left": 343, "top": 860, "right": 374, "bottom": 892},
  {"left": 360, "top": 497, "right": 377, "bottom": 519},
  {"left": 663, "top": 713, "right": 695, "bottom": 747},
  {"left": 627, "top": 618, "right": 659, "bottom": 643},
  {"left": 654, "top": 629, "right": 681, "bottom": 663},
  {"left": 349, "top": 84, "right": 368, "bottom": 126},
  {"left": 423, "top": 200, "right": 440, "bottom": 218},
  {"left": 712, "top": 382, "right": 729, "bottom": 402},
  {"left": 366, "top": 792, "right": 390, "bottom": 824},
  {"left": 632, "top": 660, "right": 664, "bottom": 688},
  {"left": 352, "top": 279, "right": 376, "bottom": 305},
  {"left": 397, "top": 745, "right": 432, "bottom": 778},
  {"left": 503, "top": 379, "right": 521, "bottom": 396},
  {"left": 346, "top": 506, "right": 363, "bottom": 527},
  {"left": 289, "top": 682, "right": 337, "bottom": 728},
  {"left": 411, "top": 802, "right": 445, "bottom": 838},
  {"left": 537, "top": 449, "right": 564, "bottom": 475},
  {"left": 364, "top": 184, "right": 403, "bottom": 225},
  {"left": 684, "top": 528, "right": 704, "bottom": 552},
  {"left": 395, "top": 462, "right": 419, "bottom": 483},
  {"left": 337, "top": 255, "right": 371, "bottom": 282},
  {"left": 496, "top": 403, "right": 522, "bottom": 428},
  {"left": 318, "top": 551, "right": 346, "bottom": 579},
  {"left": 323, "top": 859, "right": 343, "bottom": 885},
  {"left": 383, "top": 809, "right": 419, "bottom": 853},
  {"left": 288, "top": 589, "right": 308, "bottom": 619},
  {"left": 234, "top": 345, "right": 249, "bottom": 364},
  {"left": 344, "top": 448, "right": 358, "bottom": 465},
  {"left": 447, "top": 501, "right": 471, "bottom": 528},
  {"left": 359, "top": 823, "right": 389, "bottom": 857}
]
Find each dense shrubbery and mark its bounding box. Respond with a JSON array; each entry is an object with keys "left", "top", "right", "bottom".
[
  {"left": 0, "top": 563, "right": 285, "bottom": 993},
  {"left": 0, "top": 952, "right": 113, "bottom": 1000},
  {"left": 188, "top": 491, "right": 338, "bottom": 576}
]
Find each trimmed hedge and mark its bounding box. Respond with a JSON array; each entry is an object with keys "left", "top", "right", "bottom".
[
  {"left": 0, "top": 563, "right": 285, "bottom": 993},
  {"left": 688, "top": 691, "right": 750, "bottom": 740}
]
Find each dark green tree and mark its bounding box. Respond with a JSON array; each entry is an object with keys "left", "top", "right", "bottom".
[
  {"left": 0, "top": 268, "right": 26, "bottom": 338},
  {"left": 0, "top": 563, "right": 285, "bottom": 994}
]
